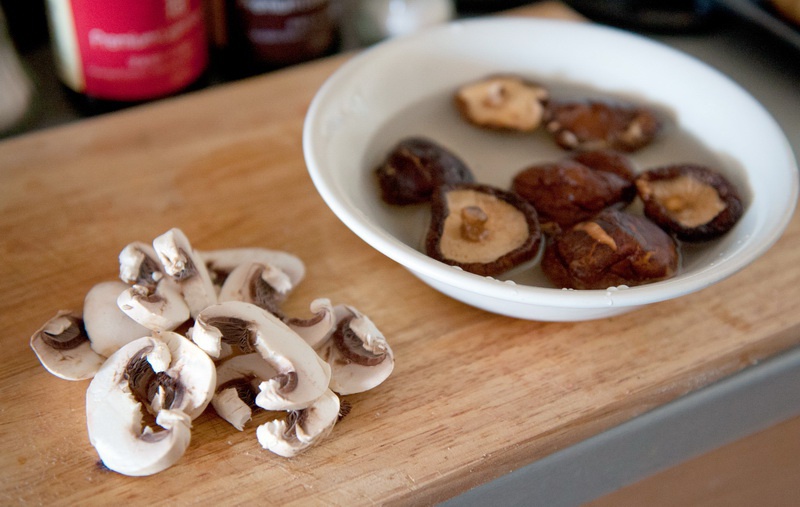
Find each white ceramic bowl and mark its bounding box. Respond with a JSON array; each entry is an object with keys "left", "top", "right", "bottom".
[{"left": 303, "top": 17, "right": 798, "bottom": 321}]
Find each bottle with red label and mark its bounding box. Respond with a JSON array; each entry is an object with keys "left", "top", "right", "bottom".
[{"left": 45, "top": 0, "right": 209, "bottom": 114}]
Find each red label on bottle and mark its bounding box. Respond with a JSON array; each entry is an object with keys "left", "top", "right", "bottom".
[{"left": 67, "top": 0, "right": 207, "bottom": 101}]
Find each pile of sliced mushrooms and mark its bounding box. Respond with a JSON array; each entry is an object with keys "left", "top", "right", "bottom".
[{"left": 30, "top": 228, "right": 394, "bottom": 476}]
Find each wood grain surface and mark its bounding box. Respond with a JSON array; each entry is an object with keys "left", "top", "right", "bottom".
[{"left": 1, "top": 2, "right": 798, "bottom": 505}]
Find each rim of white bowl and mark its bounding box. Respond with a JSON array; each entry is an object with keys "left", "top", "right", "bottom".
[{"left": 303, "top": 17, "right": 799, "bottom": 310}]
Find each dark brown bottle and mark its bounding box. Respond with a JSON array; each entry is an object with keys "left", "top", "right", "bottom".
[{"left": 219, "top": 0, "right": 337, "bottom": 78}]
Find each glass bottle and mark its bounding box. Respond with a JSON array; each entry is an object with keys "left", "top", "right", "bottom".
[
  {"left": 44, "top": 0, "right": 209, "bottom": 115},
  {"left": 222, "top": 0, "right": 338, "bottom": 77}
]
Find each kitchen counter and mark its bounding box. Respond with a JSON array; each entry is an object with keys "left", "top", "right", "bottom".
[{"left": 1, "top": 2, "right": 799, "bottom": 505}]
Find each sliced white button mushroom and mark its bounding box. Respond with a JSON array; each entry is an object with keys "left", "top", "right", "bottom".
[
  {"left": 155, "top": 331, "right": 217, "bottom": 419},
  {"left": 286, "top": 298, "right": 336, "bottom": 349},
  {"left": 30, "top": 310, "right": 105, "bottom": 381},
  {"left": 119, "top": 241, "right": 163, "bottom": 289},
  {"left": 199, "top": 247, "right": 306, "bottom": 290},
  {"left": 212, "top": 353, "right": 278, "bottom": 430},
  {"left": 86, "top": 332, "right": 215, "bottom": 476},
  {"left": 256, "top": 389, "right": 340, "bottom": 458},
  {"left": 218, "top": 261, "right": 294, "bottom": 316},
  {"left": 117, "top": 280, "right": 191, "bottom": 332},
  {"left": 191, "top": 301, "right": 331, "bottom": 411},
  {"left": 83, "top": 281, "right": 151, "bottom": 357},
  {"left": 317, "top": 305, "right": 395, "bottom": 395},
  {"left": 31, "top": 226, "right": 396, "bottom": 469},
  {"left": 152, "top": 228, "right": 217, "bottom": 318}
]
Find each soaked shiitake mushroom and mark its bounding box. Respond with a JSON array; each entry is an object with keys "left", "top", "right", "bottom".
[
  {"left": 375, "top": 137, "right": 474, "bottom": 205},
  {"left": 542, "top": 208, "right": 679, "bottom": 290},
  {"left": 425, "top": 183, "right": 542, "bottom": 276},
  {"left": 511, "top": 150, "right": 637, "bottom": 232},
  {"left": 635, "top": 163, "right": 744, "bottom": 242},
  {"left": 544, "top": 99, "right": 661, "bottom": 152},
  {"left": 455, "top": 75, "right": 549, "bottom": 132}
]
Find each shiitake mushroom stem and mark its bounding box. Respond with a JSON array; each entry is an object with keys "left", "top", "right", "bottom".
[{"left": 460, "top": 206, "right": 491, "bottom": 242}]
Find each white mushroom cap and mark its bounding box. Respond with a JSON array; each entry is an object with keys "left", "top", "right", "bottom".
[
  {"left": 89, "top": 402, "right": 192, "bottom": 477},
  {"left": 117, "top": 280, "right": 190, "bottom": 332},
  {"left": 83, "top": 281, "right": 151, "bottom": 357},
  {"left": 30, "top": 310, "right": 105, "bottom": 381},
  {"left": 191, "top": 301, "right": 331, "bottom": 411},
  {"left": 152, "top": 228, "right": 217, "bottom": 318},
  {"left": 218, "top": 261, "right": 294, "bottom": 314},
  {"left": 317, "top": 306, "right": 395, "bottom": 396},
  {"left": 155, "top": 331, "right": 217, "bottom": 419},
  {"left": 212, "top": 353, "right": 278, "bottom": 430},
  {"left": 86, "top": 336, "right": 184, "bottom": 476},
  {"left": 119, "top": 241, "right": 163, "bottom": 288},
  {"left": 256, "top": 389, "right": 340, "bottom": 458},
  {"left": 286, "top": 298, "right": 336, "bottom": 349},
  {"left": 199, "top": 247, "right": 305, "bottom": 289},
  {"left": 85, "top": 332, "right": 215, "bottom": 476}
]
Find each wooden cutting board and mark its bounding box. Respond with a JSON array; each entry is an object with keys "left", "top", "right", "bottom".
[{"left": 1, "top": 2, "right": 798, "bottom": 505}]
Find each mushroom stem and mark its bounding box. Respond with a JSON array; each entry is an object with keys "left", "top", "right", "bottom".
[
  {"left": 460, "top": 205, "right": 491, "bottom": 242},
  {"left": 153, "top": 228, "right": 218, "bottom": 318},
  {"left": 119, "top": 242, "right": 163, "bottom": 289}
]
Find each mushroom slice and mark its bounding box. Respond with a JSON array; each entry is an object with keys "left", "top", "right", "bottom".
[
  {"left": 117, "top": 280, "right": 191, "bottom": 332},
  {"left": 152, "top": 228, "right": 218, "bottom": 317},
  {"left": 212, "top": 353, "right": 278, "bottom": 430},
  {"left": 86, "top": 332, "right": 215, "bottom": 476},
  {"left": 455, "top": 75, "right": 549, "bottom": 132},
  {"left": 286, "top": 298, "right": 336, "bottom": 349},
  {"left": 199, "top": 247, "right": 306, "bottom": 291},
  {"left": 218, "top": 261, "right": 294, "bottom": 317},
  {"left": 425, "top": 184, "right": 542, "bottom": 276},
  {"left": 30, "top": 310, "right": 104, "bottom": 381},
  {"left": 119, "top": 241, "right": 163, "bottom": 289},
  {"left": 317, "top": 305, "right": 395, "bottom": 395},
  {"left": 83, "top": 281, "right": 151, "bottom": 357},
  {"left": 191, "top": 301, "right": 331, "bottom": 411},
  {"left": 154, "top": 331, "right": 217, "bottom": 419},
  {"left": 212, "top": 261, "right": 336, "bottom": 347},
  {"left": 256, "top": 389, "right": 340, "bottom": 458}
]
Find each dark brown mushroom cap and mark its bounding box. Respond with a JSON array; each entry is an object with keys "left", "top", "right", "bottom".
[
  {"left": 425, "top": 183, "right": 542, "bottom": 277},
  {"left": 636, "top": 164, "right": 744, "bottom": 242},
  {"left": 511, "top": 151, "right": 636, "bottom": 231},
  {"left": 375, "top": 137, "right": 474, "bottom": 205},
  {"left": 542, "top": 208, "right": 679, "bottom": 290},
  {"left": 570, "top": 149, "right": 637, "bottom": 187},
  {"left": 544, "top": 99, "right": 662, "bottom": 152}
]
